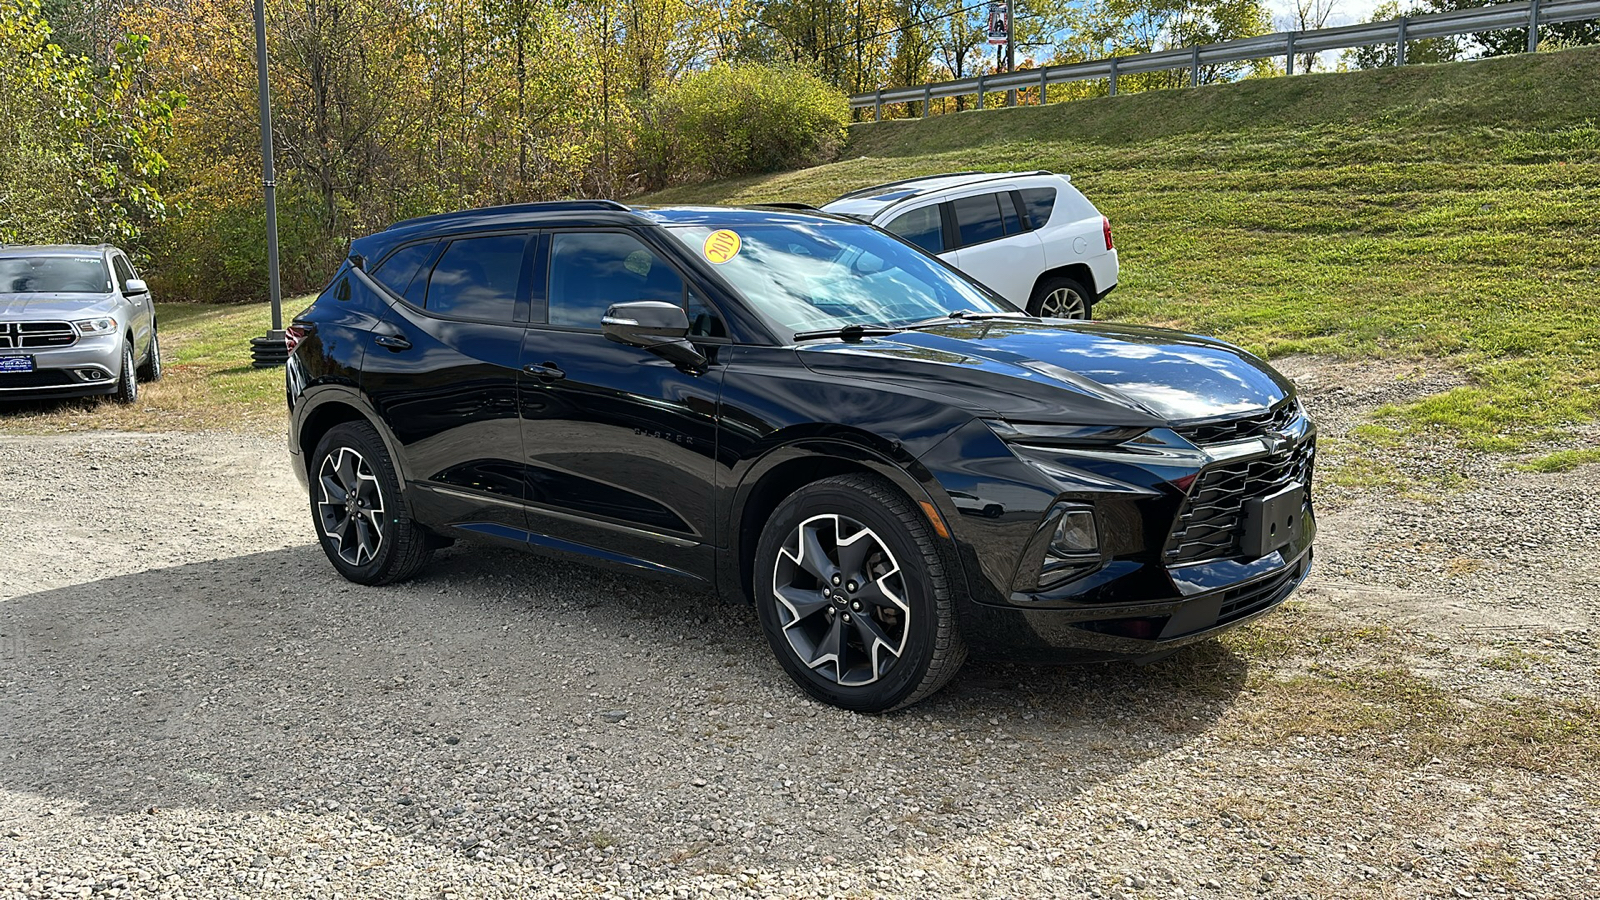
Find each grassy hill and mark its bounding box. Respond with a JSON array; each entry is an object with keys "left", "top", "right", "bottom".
[{"left": 650, "top": 48, "right": 1600, "bottom": 461}]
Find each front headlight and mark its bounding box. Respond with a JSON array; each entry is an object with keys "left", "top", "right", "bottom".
[
  {"left": 984, "top": 420, "right": 1149, "bottom": 447},
  {"left": 74, "top": 317, "right": 117, "bottom": 335}
]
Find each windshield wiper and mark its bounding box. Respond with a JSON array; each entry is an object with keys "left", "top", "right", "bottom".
[
  {"left": 791, "top": 324, "right": 905, "bottom": 343},
  {"left": 904, "top": 309, "right": 1025, "bottom": 329}
]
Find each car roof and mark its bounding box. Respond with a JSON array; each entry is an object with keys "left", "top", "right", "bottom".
[
  {"left": 821, "top": 171, "right": 1062, "bottom": 219},
  {"left": 350, "top": 201, "right": 862, "bottom": 265},
  {"left": 0, "top": 244, "right": 112, "bottom": 258}
]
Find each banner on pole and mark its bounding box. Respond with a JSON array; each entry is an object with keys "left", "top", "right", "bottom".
[{"left": 986, "top": 2, "right": 1009, "bottom": 45}]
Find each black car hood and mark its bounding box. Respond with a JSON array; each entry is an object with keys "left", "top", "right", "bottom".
[{"left": 795, "top": 319, "right": 1295, "bottom": 424}]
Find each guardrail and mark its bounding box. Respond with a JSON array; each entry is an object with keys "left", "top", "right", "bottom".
[{"left": 849, "top": 0, "right": 1600, "bottom": 117}]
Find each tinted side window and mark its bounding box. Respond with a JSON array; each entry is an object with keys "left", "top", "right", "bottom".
[
  {"left": 952, "top": 193, "right": 1005, "bottom": 247},
  {"left": 686, "top": 290, "right": 726, "bottom": 338},
  {"left": 883, "top": 206, "right": 945, "bottom": 254},
  {"left": 1018, "top": 188, "right": 1058, "bottom": 230},
  {"left": 1000, "top": 193, "right": 1024, "bottom": 235},
  {"left": 548, "top": 232, "right": 684, "bottom": 329},
  {"left": 425, "top": 235, "right": 528, "bottom": 320},
  {"left": 111, "top": 256, "right": 135, "bottom": 291},
  {"left": 373, "top": 241, "right": 436, "bottom": 297}
]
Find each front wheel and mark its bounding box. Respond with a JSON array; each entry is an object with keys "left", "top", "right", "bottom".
[
  {"left": 110, "top": 341, "right": 138, "bottom": 404},
  {"left": 753, "top": 474, "right": 966, "bottom": 713},
  {"left": 1028, "top": 276, "right": 1093, "bottom": 320},
  {"left": 310, "top": 421, "right": 433, "bottom": 585}
]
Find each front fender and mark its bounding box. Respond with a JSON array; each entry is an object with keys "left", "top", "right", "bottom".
[{"left": 720, "top": 429, "right": 973, "bottom": 605}]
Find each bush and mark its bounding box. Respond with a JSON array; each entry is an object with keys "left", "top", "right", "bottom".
[{"left": 638, "top": 64, "right": 848, "bottom": 189}]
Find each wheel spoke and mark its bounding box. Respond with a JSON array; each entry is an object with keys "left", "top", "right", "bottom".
[
  {"left": 796, "top": 521, "right": 839, "bottom": 583},
  {"left": 835, "top": 528, "right": 876, "bottom": 582},
  {"left": 774, "top": 584, "right": 832, "bottom": 622},
  {"left": 811, "top": 613, "right": 846, "bottom": 677},
  {"left": 319, "top": 474, "right": 348, "bottom": 504},
  {"left": 853, "top": 572, "right": 906, "bottom": 614},
  {"left": 850, "top": 612, "right": 899, "bottom": 668},
  {"left": 334, "top": 449, "right": 358, "bottom": 492}
]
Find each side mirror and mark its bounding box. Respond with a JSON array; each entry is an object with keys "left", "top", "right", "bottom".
[
  {"left": 602, "top": 301, "right": 706, "bottom": 372},
  {"left": 124, "top": 278, "right": 149, "bottom": 296}
]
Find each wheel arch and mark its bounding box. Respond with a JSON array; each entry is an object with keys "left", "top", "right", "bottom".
[
  {"left": 292, "top": 388, "right": 414, "bottom": 493},
  {"left": 1029, "top": 263, "right": 1097, "bottom": 304},
  {"left": 729, "top": 436, "right": 962, "bottom": 605}
]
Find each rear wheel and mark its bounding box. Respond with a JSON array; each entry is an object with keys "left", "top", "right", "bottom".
[
  {"left": 753, "top": 474, "right": 966, "bottom": 712},
  {"left": 110, "top": 341, "right": 138, "bottom": 404},
  {"left": 137, "top": 327, "right": 162, "bottom": 382},
  {"left": 1028, "top": 276, "right": 1093, "bottom": 320},
  {"left": 311, "top": 421, "right": 433, "bottom": 585}
]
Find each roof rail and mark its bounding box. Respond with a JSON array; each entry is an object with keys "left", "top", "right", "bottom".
[
  {"left": 835, "top": 172, "right": 985, "bottom": 201},
  {"left": 389, "top": 199, "right": 633, "bottom": 230},
  {"left": 836, "top": 170, "right": 1057, "bottom": 204}
]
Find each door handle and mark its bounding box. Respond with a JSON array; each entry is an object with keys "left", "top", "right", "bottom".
[
  {"left": 524, "top": 362, "right": 565, "bottom": 381},
  {"left": 373, "top": 334, "right": 411, "bottom": 351}
]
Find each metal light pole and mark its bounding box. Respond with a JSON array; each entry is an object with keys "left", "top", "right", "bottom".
[
  {"left": 1006, "top": 0, "right": 1016, "bottom": 107},
  {"left": 248, "top": 0, "right": 288, "bottom": 368}
]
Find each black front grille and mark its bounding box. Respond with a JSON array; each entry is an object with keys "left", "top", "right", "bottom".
[
  {"left": 1164, "top": 438, "right": 1315, "bottom": 564},
  {"left": 1174, "top": 400, "right": 1297, "bottom": 446},
  {"left": 1216, "top": 559, "right": 1303, "bottom": 622},
  {"left": 0, "top": 369, "right": 76, "bottom": 388},
  {"left": 0, "top": 321, "right": 77, "bottom": 350}
]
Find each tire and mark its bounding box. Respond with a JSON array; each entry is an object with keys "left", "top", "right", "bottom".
[
  {"left": 753, "top": 473, "right": 966, "bottom": 713},
  {"left": 110, "top": 341, "right": 138, "bottom": 404},
  {"left": 1028, "top": 276, "right": 1093, "bottom": 320},
  {"left": 137, "top": 327, "right": 162, "bottom": 382},
  {"left": 310, "top": 421, "right": 433, "bottom": 585}
]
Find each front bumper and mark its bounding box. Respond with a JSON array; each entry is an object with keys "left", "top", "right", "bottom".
[
  {"left": 920, "top": 413, "right": 1317, "bottom": 663},
  {"left": 960, "top": 543, "right": 1313, "bottom": 664},
  {"left": 0, "top": 336, "right": 122, "bottom": 400}
]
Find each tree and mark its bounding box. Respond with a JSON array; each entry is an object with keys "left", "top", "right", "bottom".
[
  {"left": 1343, "top": 0, "right": 1463, "bottom": 69},
  {"left": 1277, "top": 0, "right": 1338, "bottom": 72}
]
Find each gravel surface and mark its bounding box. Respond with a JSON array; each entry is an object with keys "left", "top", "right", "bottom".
[{"left": 2, "top": 360, "right": 1597, "bottom": 899}]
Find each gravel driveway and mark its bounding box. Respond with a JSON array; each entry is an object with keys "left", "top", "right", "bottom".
[{"left": 2, "top": 359, "right": 1596, "bottom": 899}]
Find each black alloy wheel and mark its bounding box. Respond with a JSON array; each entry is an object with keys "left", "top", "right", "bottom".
[
  {"left": 311, "top": 421, "right": 433, "bottom": 585},
  {"left": 754, "top": 473, "right": 966, "bottom": 712}
]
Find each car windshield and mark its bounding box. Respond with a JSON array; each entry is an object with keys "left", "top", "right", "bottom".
[
  {"left": 0, "top": 256, "right": 112, "bottom": 294},
  {"left": 666, "top": 221, "right": 1014, "bottom": 335}
]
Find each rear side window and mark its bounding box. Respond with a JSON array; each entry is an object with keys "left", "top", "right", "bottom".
[
  {"left": 1018, "top": 188, "right": 1058, "bottom": 230},
  {"left": 373, "top": 241, "right": 436, "bottom": 297},
  {"left": 883, "top": 206, "right": 945, "bottom": 254},
  {"left": 425, "top": 234, "right": 528, "bottom": 320},
  {"left": 547, "top": 232, "right": 685, "bottom": 329},
  {"left": 951, "top": 193, "right": 1006, "bottom": 247}
]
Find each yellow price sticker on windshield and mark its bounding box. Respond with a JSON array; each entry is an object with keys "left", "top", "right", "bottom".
[{"left": 703, "top": 229, "right": 741, "bottom": 264}]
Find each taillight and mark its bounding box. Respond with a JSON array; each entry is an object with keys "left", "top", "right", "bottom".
[
  {"left": 285, "top": 322, "right": 310, "bottom": 354},
  {"left": 1102, "top": 216, "right": 1114, "bottom": 251}
]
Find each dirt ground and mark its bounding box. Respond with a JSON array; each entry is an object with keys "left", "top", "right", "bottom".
[{"left": 1, "top": 357, "right": 1596, "bottom": 899}]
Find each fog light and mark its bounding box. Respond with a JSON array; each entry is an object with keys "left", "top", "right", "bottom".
[
  {"left": 77, "top": 368, "right": 107, "bottom": 381},
  {"left": 1049, "top": 508, "right": 1098, "bottom": 556}
]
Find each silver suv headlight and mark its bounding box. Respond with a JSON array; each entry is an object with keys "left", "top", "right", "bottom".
[{"left": 74, "top": 317, "right": 117, "bottom": 335}]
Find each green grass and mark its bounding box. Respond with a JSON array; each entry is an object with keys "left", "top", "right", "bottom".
[
  {"left": 0, "top": 299, "right": 303, "bottom": 434},
  {"left": 647, "top": 47, "right": 1600, "bottom": 454},
  {"left": 1518, "top": 448, "right": 1600, "bottom": 472}
]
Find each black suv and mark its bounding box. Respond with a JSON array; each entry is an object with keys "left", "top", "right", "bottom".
[{"left": 287, "top": 201, "right": 1315, "bottom": 712}]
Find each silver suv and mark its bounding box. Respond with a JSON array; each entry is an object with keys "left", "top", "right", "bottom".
[
  {"left": 0, "top": 244, "right": 162, "bottom": 403},
  {"left": 822, "top": 171, "right": 1118, "bottom": 319}
]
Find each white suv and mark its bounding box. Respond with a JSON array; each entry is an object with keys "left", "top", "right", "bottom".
[{"left": 821, "top": 171, "right": 1117, "bottom": 319}]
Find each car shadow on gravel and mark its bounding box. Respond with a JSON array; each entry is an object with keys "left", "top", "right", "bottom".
[{"left": 0, "top": 543, "right": 1248, "bottom": 872}]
